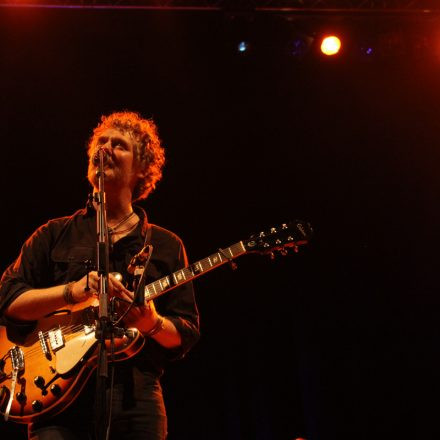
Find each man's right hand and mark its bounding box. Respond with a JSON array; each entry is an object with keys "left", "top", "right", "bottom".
[{"left": 71, "top": 271, "right": 130, "bottom": 303}]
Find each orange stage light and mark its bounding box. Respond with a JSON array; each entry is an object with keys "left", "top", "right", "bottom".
[{"left": 320, "top": 35, "right": 342, "bottom": 56}]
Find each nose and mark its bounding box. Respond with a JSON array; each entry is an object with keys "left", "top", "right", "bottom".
[{"left": 92, "top": 146, "right": 112, "bottom": 166}]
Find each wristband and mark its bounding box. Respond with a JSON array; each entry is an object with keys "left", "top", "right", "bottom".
[{"left": 62, "top": 282, "right": 77, "bottom": 305}]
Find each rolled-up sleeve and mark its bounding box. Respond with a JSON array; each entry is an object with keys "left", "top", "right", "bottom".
[
  {"left": 163, "top": 240, "right": 200, "bottom": 359},
  {"left": 0, "top": 223, "right": 54, "bottom": 323}
]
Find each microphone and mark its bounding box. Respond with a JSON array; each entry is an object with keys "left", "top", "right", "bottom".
[{"left": 92, "top": 147, "right": 111, "bottom": 166}]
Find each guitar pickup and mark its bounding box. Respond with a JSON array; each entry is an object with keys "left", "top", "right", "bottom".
[
  {"left": 38, "top": 331, "right": 51, "bottom": 359},
  {"left": 48, "top": 328, "right": 64, "bottom": 352}
]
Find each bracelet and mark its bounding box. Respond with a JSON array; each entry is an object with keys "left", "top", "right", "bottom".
[
  {"left": 62, "top": 282, "right": 77, "bottom": 305},
  {"left": 145, "top": 316, "right": 165, "bottom": 337}
]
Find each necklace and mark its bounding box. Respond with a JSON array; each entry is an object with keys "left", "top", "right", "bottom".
[
  {"left": 109, "top": 220, "right": 139, "bottom": 237},
  {"left": 108, "top": 211, "right": 135, "bottom": 235}
]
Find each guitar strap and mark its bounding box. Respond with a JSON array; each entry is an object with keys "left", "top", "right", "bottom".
[
  {"left": 129, "top": 211, "right": 153, "bottom": 305},
  {"left": 143, "top": 215, "right": 152, "bottom": 250}
]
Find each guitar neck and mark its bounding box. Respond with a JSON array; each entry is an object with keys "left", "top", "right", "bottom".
[{"left": 143, "top": 241, "right": 247, "bottom": 302}]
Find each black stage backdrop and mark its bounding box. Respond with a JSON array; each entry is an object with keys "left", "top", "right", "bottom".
[{"left": 1, "top": 8, "right": 440, "bottom": 440}]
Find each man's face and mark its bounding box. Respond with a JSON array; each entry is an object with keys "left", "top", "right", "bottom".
[{"left": 87, "top": 128, "right": 142, "bottom": 193}]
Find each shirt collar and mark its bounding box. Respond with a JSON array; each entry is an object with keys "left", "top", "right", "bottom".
[{"left": 83, "top": 198, "right": 149, "bottom": 237}]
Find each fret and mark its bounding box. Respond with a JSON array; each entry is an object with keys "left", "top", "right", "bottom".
[
  {"left": 160, "top": 277, "right": 170, "bottom": 290},
  {"left": 143, "top": 240, "right": 252, "bottom": 303},
  {"left": 210, "top": 253, "right": 222, "bottom": 265},
  {"left": 156, "top": 280, "right": 163, "bottom": 293},
  {"left": 191, "top": 262, "right": 203, "bottom": 275},
  {"left": 174, "top": 270, "right": 185, "bottom": 283},
  {"left": 184, "top": 267, "right": 193, "bottom": 279},
  {"left": 146, "top": 284, "right": 155, "bottom": 297},
  {"left": 229, "top": 242, "right": 246, "bottom": 258},
  {"left": 200, "top": 259, "right": 210, "bottom": 272}
]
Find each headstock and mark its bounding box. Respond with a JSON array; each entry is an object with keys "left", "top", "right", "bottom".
[{"left": 243, "top": 221, "right": 312, "bottom": 256}]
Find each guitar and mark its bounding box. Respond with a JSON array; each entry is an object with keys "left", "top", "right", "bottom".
[{"left": 0, "top": 221, "right": 312, "bottom": 423}]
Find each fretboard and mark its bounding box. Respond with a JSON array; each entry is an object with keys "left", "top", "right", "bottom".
[{"left": 143, "top": 241, "right": 247, "bottom": 302}]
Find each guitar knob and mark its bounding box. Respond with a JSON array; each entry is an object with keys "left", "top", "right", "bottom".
[
  {"left": 16, "top": 392, "right": 26, "bottom": 403},
  {"left": 32, "top": 400, "right": 43, "bottom": 412},
  {"left": 50, "top": 384, "right": 61, "bottom": 396},
  {"left": 34, "top": 376, "right": 45, "bottom": 388}
]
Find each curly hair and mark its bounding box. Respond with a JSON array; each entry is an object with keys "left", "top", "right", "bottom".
[{"left": 87, "top": 111, "right": 165, "bottom": 201}]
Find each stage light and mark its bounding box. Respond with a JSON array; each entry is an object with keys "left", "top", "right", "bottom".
[
  {"left": 238, "top": 41, "right": 249, "bottom": 53},
  {"left": 360, "top": 45, "right": 374, "bottom": 57},
  {"left": 320, "top": 35, "right": 342, "bottom": 56}
]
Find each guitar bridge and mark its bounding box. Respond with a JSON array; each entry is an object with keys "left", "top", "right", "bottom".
[
  {"left": 4, "top": 346, "right": 24, "bottom": 421},
  {"left": 38, "top": 331, "right": 51, "bottom": 359}
]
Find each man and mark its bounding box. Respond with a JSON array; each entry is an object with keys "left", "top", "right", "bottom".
[{"left": 0, "top": 111, "right": 200, "bottom": 439}]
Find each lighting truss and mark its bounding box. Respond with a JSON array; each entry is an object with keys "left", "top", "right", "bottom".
[{"left": 1, "top": 1, "right": 440, "bottom": 14}]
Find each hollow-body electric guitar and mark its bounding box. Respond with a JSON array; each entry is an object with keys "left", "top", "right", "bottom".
[{"left": 0, "top": 221, "right": 312, "bottom": 423}]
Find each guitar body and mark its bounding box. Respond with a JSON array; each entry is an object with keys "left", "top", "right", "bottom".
[{"left": 0, "top": 297, "right": 144, "bottom": 423}]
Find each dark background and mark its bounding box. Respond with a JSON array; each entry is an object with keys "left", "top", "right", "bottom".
[{"left": 1, "top": 7, "right": 440, "bottom": 439}]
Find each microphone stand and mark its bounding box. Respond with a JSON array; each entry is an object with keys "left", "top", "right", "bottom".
[{"left": 93, "top": 148, "right": 112, "bottom": 440}]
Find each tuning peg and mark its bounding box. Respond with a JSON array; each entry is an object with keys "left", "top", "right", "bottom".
[
  {"left": 293, "top": 245, "right": 299, "bottom": 253},
  {"left": 279, "top": 249, "right": 288, "bottom": 256},
  {"left": 269, "top": 252, "right": 275, "bottom": 260}
]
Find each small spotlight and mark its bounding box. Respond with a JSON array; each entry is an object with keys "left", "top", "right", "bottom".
[
  {"left": 320, "top": 35, "right": 342, "bottom": 56},
  {"left": 238, "top": 41, "right": 249, "bottom": 53},
  {"left": 359, "top": 45, "right": 374, "bottom": 57}
]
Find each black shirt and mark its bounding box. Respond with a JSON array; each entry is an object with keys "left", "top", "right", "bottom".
[{"left": 0, "top": 204, "right": 200, "bottom": 376}]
